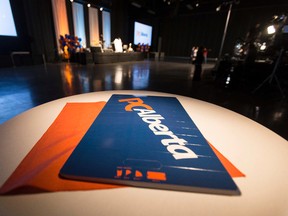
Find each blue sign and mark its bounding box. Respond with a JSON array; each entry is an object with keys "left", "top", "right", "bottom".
[{"left": 60, "top": 95, "right": 240, "bottom": 195}]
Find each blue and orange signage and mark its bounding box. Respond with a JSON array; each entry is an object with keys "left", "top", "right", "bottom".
[{"left": 60, "top": 95, "right": 240, "bottom": 195}]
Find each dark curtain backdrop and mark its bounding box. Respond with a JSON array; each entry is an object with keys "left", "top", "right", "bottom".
[
  {"left": 158, "top": 5, "right": 288, "bottom": 58},
  {"left": 111, "top": 0, "right": 129, "bottom": 44},
  {"left": 159, "top": 12, "right": 226, "bottom": 58},
  {"left": 23, "top": 0, "right": 57, "bottom": 62},
  {"left": 66, "top": 0, "right": 75, "bottom": 37}
]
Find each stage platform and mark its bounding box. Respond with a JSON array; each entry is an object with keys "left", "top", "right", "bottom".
[{"left": 92, "top": 52, "right": 145, "bottom": 64}]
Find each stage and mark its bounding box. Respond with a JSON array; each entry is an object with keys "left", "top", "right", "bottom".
[{"left": 93, "top": 52, "right": 145, "bottom": 64}]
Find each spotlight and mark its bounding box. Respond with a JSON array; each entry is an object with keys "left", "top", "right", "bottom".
[
  {"left": 196, "top": 3, "right": 199, "bottom": 7},
  {"left": 260, "top": 42, "right": 266, "bottom": 51},
  {"left": 70, "top": 0, "right": 73, "bottom": 2},
  {"left": 216, "top": 5, "right": 221, "bottom": 11},
  {"left": 87, "top": 3, "right": 91, "bottom": 7},
  {"left": 267, "top": 25, "right": 276, "bottom": 34},
  {"left": 100, "top": 7, "right": 103, "bottom": 11}
]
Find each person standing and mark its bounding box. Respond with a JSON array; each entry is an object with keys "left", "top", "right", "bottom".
[
  {"left": 203, "top": 47, "right": 208, "bottom": 64},
  {"left": 193, "top": 46, "right": 204, "bottom": 81}
]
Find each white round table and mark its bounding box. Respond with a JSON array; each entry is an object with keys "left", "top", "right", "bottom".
[{"left": 0, "top": 90, "right": 287, "bottom": 216}]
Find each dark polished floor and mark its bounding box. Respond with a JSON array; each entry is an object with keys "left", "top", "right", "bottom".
[{"left": 0, "top": 59, "right": 287, "bottom": 141}]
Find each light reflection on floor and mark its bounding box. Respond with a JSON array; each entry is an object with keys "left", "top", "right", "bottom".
[{"left": 0, "top": 60, "right": 287, "bottom": 140}]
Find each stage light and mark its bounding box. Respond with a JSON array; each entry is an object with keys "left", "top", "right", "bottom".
[
  {"left": 87, "top": 4, "right": 91, "bottom": 7},
  {"left": 260, "top": 42, "right": 266, "bottom": 51},
  {"left": 70, "top": 0, "right": 73, "bottom": 2},
  {"left": 100, "top": 7, "right": 103, "bottom": 11},
  {"left": 267, "top": 25, "right": 276, "bottom": 34},
  {"left": 216, "top": 5, "right": 221, "bottom": 11},
  {"left": 196, "top": 3, "right": 199, "bottom": 7},
  {"left": 131, "top": 2, "right": 142, "bottom": 8},
  {"left": 225, "top": 74, "right": 231, "bottom": 85}
]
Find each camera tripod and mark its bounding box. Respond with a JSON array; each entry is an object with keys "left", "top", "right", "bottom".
[{"left": 252, "top": 48, "right": 286, "bottom": 98}]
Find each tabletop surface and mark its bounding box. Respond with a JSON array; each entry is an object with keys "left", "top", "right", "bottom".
[{"left": 0, "top": 90, "right": 287, "bottom": 216}]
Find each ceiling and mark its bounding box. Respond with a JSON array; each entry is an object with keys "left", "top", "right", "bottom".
[
  {"left": 125, "top": 0, "right": 288, "bottom": 17},
  {"left": 78, "top": 0, "right": 288, "bottom": 18}
]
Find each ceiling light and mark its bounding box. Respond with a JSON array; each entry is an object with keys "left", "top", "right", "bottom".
[{"left": 131, "top": 2, "right": 142, "bottom": 8}]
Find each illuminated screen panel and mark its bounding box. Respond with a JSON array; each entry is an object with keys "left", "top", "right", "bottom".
[
  {"left": 102, "top": 11, "right": 111, "bottom": 48},
  {"left": 0, "top": 0, "right": 17, "bottom": 36},
  {"left": 72, "top": 2, "right": 86, "bottom": 47},
  {"left": 134, "top": 21, "right": 152, "bottom": 46}
]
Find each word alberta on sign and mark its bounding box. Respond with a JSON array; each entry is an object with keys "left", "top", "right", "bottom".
[{"left": 60, "top": 94, "right": 240, "bottom": 195}]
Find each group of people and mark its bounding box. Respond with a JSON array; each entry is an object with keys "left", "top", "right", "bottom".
[
  {"left": 191, "top": 46, "right": 208, "bottom": 81},
  {"left": 136, "top": 43, "right": 150, "bottom": 53}
]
